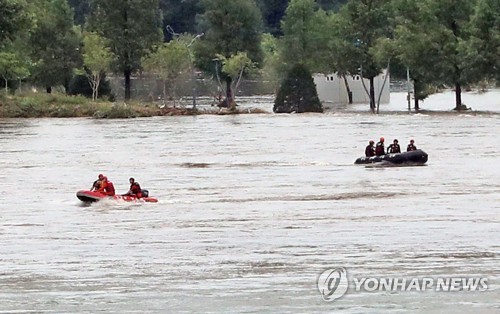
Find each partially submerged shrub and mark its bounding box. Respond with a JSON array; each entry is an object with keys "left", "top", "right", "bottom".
[{"left": 274, "top": 64, "right": 323, "bottom": 113}]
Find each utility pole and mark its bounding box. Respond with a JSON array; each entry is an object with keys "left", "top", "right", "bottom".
[
  {"left": 406, "top": 67, "right": 411, "bottom": 111},
  {"left": 187, "top": 33, "right": 204, "bottom": 110}
]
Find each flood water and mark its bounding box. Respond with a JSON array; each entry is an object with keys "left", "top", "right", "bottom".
[{"left": 0, "top": 91, "right": 499, "bottom": 312}]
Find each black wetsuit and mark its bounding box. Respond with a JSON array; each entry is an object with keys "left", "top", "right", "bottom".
[
  {"left": 407, "top": 143, "right": 417, "bottom": 151},
  {"left": 365, "top": 145, "right": 375, "bottom": 157}
]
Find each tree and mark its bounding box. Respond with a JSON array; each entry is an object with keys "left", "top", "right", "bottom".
[
  {"left": 29, "top": 0, "right": 82, "bottom": 93},
  {"left": 88, "top": 0, "right": 162, "bottom": 100},
  {"left": 274, "top": 63, "right": 323, "bottom": 113},
  {"left": 394, "top": 0, "right": 476, "bottom": 110},
  {"left": 260, "top": 33, "right": 281, "bottom": 91},
  {"left": 388, "top": 0, "right": 446, "bottom": 110},
  {"left": 213, "top": 52, "right": 255, "bottom": 109},
  {"left": 422, "top": 0, "right": 477, "bottom": 111},
  {"left": 142, "top": 39, "right": 191, "bottom": 106},
  {"left": 316, "top": 11, "right": 361, "bottom": 104},
  {"left": 194, "top": 0, "right": 263, "bottom": 108},
  {"left": 0, "top": 51, "right": 29, "bottom": 94},
  {"left": 82, "top": 32, "right": 114, "bottom": 101},
  {"left": 0, "top": 0, "right": 29, "bottom": 47},
  {"left": 279, "top": 0, "right": 326, "bottom": 73},
  {"left": 337, "top": 0, "right": 393, "bottom": 113},
  {"left": 255, "top": 0, "right": 348, "bottom": 35},
  {"left": 464, "top": 0, "right": 500, "bottom": 84}
]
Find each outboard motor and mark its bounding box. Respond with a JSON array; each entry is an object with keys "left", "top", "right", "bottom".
[{"left": 141, "top": 189, "right": 149, "bottom": 197}]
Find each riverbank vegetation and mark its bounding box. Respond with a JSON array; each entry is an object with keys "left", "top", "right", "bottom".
[
  {"left": 0, "top": 0, "right": 498, "bottom": 117},
  {"left": 0, "top": 92, "right": 267, "bottom": 118}
]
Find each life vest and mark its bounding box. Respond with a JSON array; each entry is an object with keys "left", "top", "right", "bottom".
[
  {"left": 130, "top": 182, "right": 142, "bottom": 197},
  {"left": 407, "top": 144, "right": 417, "bottom": 151},
  {"left": 388, "top": 144, "right": 401, "bottom": 154},
  {"left": 105, "top": 181, "right": 115, "bottom": 196},
  {"left": 375, "top": 142, "right": 385, "bottom": 156}
]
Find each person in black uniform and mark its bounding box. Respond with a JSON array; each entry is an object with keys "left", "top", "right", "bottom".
[
  {"left": 407, "top": 139, "right": 417, "bottom": 151},
  {"left": 365, "top": 140, "right": 375, "bottom": 157}
]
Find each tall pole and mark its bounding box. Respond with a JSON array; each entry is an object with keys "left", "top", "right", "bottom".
[
  {"left": 406, "top": 67, "right": 411, "bottom": 111},
  {"left": 187, "top": 33, "right": 204, "bottom": 110}
]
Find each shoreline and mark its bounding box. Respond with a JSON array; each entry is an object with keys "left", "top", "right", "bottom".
[
  {"left": 0, "top": 93, "right": 269, "bottom": 119},
  {"left": 1, "top": 89, "right": 498, "bottom": 118}
]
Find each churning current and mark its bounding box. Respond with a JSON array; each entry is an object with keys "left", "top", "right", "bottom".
[{"left": 0, "top": 92, "right": 498, "bottom": 312}]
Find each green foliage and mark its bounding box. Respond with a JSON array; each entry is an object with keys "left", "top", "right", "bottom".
[
  {"left": 339, "top": 0, "right": 392, "bottom": 79},
  {"left": 389, "top": 0, "right": 480, "bottom": 110},
  {"left": 0, "top": 93, "right": 94, "bottom": 117},
  {"left": 333, "top": 0, "right": 392, "bottom": 111},
  {"left": 82, "top": 31, "right": 115, "bottom": 100},
  {"left": 194, "top": 0, "right": 264, "bottom": 106},
  {"left": 0, "top": 93, "right": 161, "bottom": 118},
  {"left": 29, "top": 0, "right": 82, "bottom": 93},
  {"left": 279, "top": 0, "right": 327, "bottom": 73},
  {"left": 94, "top": 103, "right": 136, "bottom": 119},
  {"left": 68, "top": 73, "right": 113, "bottom": 100},
  {"left": 216, "top": 52, "right": 255, "bottom": 81},
  {"left": 195, "top": 0, "right": 264, "bottom": 74},
  {"left": 260, "top": 33, "right": 281, "bottom": 89},
  {"left": 464, "top": 0, "right": 500, "bottom": 82},
  {"left": 274, "top": 63, "right": 322, "bottom": 113},
  {"left": 142, "top": 39, "right": 191, "bottom": 103},
  {"left": 82, "top": 32, "right": 114, "bottom": 75},
  {"left": 0, "top": 49, "right": 30, "bottom": 92},
  {"left": 0, "top": 0, "right": 30, "bottom": 46}
]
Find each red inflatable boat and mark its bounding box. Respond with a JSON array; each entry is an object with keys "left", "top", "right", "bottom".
[{"left": 76, "top": 190, "right": 158, "bottom": 203}]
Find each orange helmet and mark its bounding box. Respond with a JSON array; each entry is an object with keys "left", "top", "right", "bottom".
[{"left": 380, "top": 137, "right": 385, "bottom": 142}]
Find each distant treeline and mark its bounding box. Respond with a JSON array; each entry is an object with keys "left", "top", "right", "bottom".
[{"left": 0, "top": 0, "right": 498, "bottom": 112}]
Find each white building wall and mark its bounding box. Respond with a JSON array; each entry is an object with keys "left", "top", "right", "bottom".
[{"left": 314, "top": 70, "right": 390, "bottom": 105}]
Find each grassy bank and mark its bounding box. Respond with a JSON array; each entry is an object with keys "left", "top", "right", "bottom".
[{"left": 0, "top": 93, "right": 267, "bottom": 118}]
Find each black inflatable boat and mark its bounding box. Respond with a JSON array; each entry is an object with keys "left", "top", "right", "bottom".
[{"left": 355, "top": 149, "right": 428, "bottom": 165}]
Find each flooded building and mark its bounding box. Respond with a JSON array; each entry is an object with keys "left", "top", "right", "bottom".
[{"left": 314, "top": 70, "right": 390, "bottom": 105}]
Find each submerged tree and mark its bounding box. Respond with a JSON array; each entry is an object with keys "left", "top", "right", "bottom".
[
  {"left": 337, "top": 0, "right": 392, "bottom": 113},
  {"left": 213, "top": 52, "right": 255, "bottom": 110},
  {"left": 194, "top": 0, "right": 263, "bottom": 108},
  {"left": 387, "top": 0, "right": 444, "bottom": 110},
  {"left": 274, "top": 63, "right": 323, "bottom": 113},
  {"left": 88, "top": 0, "right": 162, "bottom": 100}
]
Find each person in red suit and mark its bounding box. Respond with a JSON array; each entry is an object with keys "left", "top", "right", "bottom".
[
  {"left": 91, "top": 174, "right": 104, "bottom": 191},
  {"left": 98, "top": 176, "right": 115, "bottom": 196},
  {"left": 123, "top": 177, "right": 142, "bottom": 198}
]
